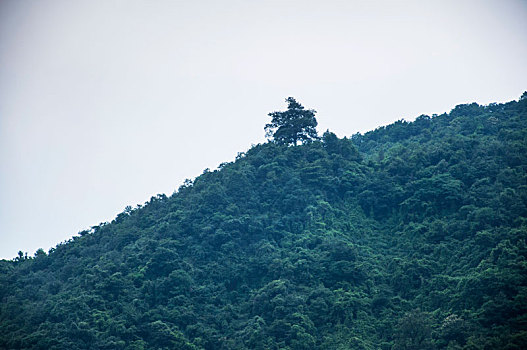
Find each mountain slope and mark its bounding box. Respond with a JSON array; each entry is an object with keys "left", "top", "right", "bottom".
[{"left": 1, "top": 96, "right": 526, "bottom": 349}]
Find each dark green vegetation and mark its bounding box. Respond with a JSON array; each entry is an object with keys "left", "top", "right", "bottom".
[
  {"left": 1, "top": 95, "right": 527, "bottom": 349},
  {"left": 265, "top": 97, "right": 319, "bottom": 145}
]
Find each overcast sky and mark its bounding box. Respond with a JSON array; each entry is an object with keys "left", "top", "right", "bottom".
[{"left": 1, "top": 0, "right": 526, "bottom": 259}]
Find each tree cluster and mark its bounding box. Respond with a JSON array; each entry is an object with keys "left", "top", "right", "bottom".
[{"left": 1, "top": 95, "right": 526, "bottom": 349}]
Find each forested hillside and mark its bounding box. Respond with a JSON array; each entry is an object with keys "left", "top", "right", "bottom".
[{"left": 1, "top": 95, "right": 526, "bottom": 349}]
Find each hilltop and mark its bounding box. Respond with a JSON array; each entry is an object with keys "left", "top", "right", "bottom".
[{"left": 1, "top": 95, "right": 526, "bottom": 349}]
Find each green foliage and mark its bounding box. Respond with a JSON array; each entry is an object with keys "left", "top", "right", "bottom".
[
  {"left": 1, "top": 95, "right": 526, "bottom": 349},
  {"left": 265, "top": 97, "right": 319, "bottom": 145}
]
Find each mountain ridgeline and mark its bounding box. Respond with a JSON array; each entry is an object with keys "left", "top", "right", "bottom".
[{"left": 1, "top": 96, "right": 527, "bottom": 349}]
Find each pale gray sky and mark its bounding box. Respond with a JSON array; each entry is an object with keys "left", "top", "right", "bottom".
[{"left": 1, "top": 0, "right": 526, "bottom": 259}]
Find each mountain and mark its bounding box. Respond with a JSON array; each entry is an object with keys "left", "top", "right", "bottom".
[{"left": 1, "top": 95, "right": 526, "bottom": 350}]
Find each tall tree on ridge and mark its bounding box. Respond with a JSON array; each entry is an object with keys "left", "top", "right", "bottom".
[{"left": 265, "top": 97, "right": 319, "bottom": 146}]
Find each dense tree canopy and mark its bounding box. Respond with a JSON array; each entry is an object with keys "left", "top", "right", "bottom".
[
  {"left": 265, "top": 97, "right": 319, "bottom": 145},
  {"left": 1, "top": 94, "right": 526, "bottom": 349}
]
